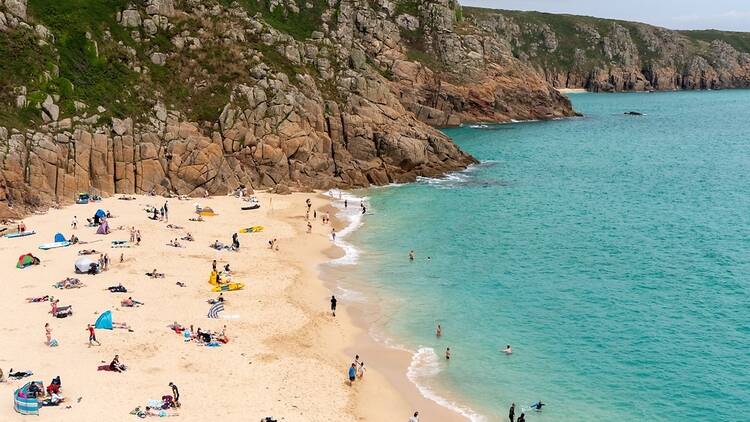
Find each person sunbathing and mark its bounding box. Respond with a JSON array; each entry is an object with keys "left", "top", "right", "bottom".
[
  {"left": 181, "top": 233, "right": 194, "bottom": 241},
  {"left": 169, "top": 322, "right": 184, "bottom": 333},
  {"left": 26, "top": 295, "right": 50, "bottom": 302},
  {"left": 210, "top": 240, "right": 223, "bottom": 249},
  {"left": 78, "top": 249, "right": 99, "bottom": 255},
  {"left": 121, "top": 297, "right": 143, "bottom": 307},
  {"left": 146, "top": 269, "right": 165, "bottom": 278},
  {"left": 166, "top": 224, "right": 184, "bottom": 230},
  {"left": 189, "top": 215, "right": 204, "bottom": 222},
  {"left": 108, "top": 284, "right": 127, "bottom": 293},
  {"left": 69, "top": 234, "right": 79, "bottom": 244},
  {"left": 109, "top": 355, "right": 127, "bottom": 372},
  {"left": 168, "top": 239, "right": 182, "bottom": 248},
  {"left": 8, "top": 369, "right": 32, "bottom": 379}
]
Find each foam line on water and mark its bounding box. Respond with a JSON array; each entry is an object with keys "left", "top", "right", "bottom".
[
  {"left": 407, "top": 347, "right": 486, "bottom": 422},
  {"left": 325, "top": 189, "right": 366, "bottom": 266}
]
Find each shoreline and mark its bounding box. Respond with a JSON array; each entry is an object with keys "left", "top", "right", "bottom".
[
  {"left": 319, "top": 191, "right": 477, "bottom": 421},
  {"left": 556, "top": 88, "right": 589, "bottom": 94}
]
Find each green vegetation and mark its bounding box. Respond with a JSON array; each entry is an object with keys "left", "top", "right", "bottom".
[
  {"left": 680, "top": 30, "right": 750, "bottom": 53},
  {"left": 222, "top": 0, "right": 327, "bottom": 40},
  {"left": 394, "top": 0, "right": 420, "bottom": 17},
  {"left": 462, "top": 6, "right": 750, "bottom": 75}
]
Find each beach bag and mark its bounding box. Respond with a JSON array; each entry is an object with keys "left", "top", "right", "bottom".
[{"left": 48, "top": 339, "right": 58, "bottom": 347}]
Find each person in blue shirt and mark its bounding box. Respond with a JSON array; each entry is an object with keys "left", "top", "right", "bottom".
[{"left": 348, "top": 363, "right": 357, "bottom": 385}]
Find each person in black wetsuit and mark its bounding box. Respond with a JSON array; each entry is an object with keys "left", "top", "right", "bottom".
[
  {"left": 330, "top": 295, "right": 337, "bottom": 317},
  {"left": 169, "top": 382, "right": 180, "bottom": 406},
  {"left": 509, "top": 403, "right": 515, "bottom": 422}
]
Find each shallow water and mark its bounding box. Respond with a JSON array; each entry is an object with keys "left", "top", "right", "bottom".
[{"left": 335, "top": 90, "right": 750, "bottom": 421}]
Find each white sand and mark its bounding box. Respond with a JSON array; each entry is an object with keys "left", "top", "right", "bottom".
[{"left": 0, "top": 193, "right": 441, "bottom": 421}]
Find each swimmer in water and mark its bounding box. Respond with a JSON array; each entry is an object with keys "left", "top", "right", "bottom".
[
  {"left": 445, "top": 347, "right": 451, "bottom": 360},
  {"left": 436, "top": 324, "right": 442, "bottom": 337},
  {"left": 409, "top": 250, "right": 415, "bottom": 261},
  {"left": 502, "top": 344, "right": 512, "bottom": 354}
]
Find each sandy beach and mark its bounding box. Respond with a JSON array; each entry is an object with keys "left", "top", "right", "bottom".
[
  {"left": 0, "top": 192, "right": 466, "bottom": 421},
  {"left": 555, "top": 88, "right": 589, "bottom": 94}
]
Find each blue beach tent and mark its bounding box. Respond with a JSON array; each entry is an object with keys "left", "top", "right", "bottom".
[
  {"left": 94, "top": 310, "right": 113, "bottom": 330},
  {"left": 14, "top": 381, "right": 43, "bottom": 415},
  {"left": 95, "top": 209, "right": 106, "bottom": 219},
  {"left": 54, "top": 233, "right": 65, "bottom": 242}
]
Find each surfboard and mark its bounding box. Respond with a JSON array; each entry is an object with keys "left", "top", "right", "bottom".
[
  {"left": 38, "top": 241, "right": 71, "bottom": 250},
  {"left": 5, "top": 231, "right": 36, "bottom": 238}
]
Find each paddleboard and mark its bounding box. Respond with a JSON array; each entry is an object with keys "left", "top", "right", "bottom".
[
  {"left": 239, "top": 226, "right": 264, "bottom": 233},
  {"left": 39, "top": 241, "right": 71, "bottom": 250},
  {"left": 6, "top": 231, "right": 36, "bottom": 238}
]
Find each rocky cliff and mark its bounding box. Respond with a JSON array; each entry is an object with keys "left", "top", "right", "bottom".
[
  {"left": 464, "top": 8, "right": 750, "bottom": 92},
  {"left": 0, "top": 0, "right": 574, "bottom": 212}
]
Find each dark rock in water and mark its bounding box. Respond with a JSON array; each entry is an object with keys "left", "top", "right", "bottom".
[{"left": 624, "top": 111, "right": 644, "bottom": 116}]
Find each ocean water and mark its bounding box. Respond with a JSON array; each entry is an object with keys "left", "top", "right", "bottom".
[{"left": 330, "top": 90, "right": 750, "bottom": 421}]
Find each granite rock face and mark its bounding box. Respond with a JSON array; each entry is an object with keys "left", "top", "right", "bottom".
[
  {"left": 467, "top": 8, "right": 750, "bottom": 92},
  {"left": 0, "top": 0, "right": 579, "bottom": 211}
]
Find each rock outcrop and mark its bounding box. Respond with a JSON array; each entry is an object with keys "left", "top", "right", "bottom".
[
  {"left": 465, "top": 8, "right": 750, "bottom": 92},
  {"left": 0, "top": 0, "right": 577, "bottom": 212}
]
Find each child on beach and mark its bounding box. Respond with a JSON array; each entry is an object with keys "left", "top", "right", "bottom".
[
  {"left": 87, "top": 324, "right": 100, "bottom": 347},
  {"left": 348, "top": 363, "right": 356, "bottom": 385}
]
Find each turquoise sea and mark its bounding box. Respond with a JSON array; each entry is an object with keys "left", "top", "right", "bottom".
[{"left": 330, "top": 90, "right": 750, "bottom": 421}]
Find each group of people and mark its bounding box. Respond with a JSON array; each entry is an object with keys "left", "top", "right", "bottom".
[
  {"left": 508, "top": 401, "right": 544, "bottom": 422},
  {"left": 170, "top": 322, "right": 229, "bottom": 345},
  {"left": 347, "top": 354, "right": 366, "bottom": 386},
  {"left": 128, "top": 226, "right": 142, "bottom": 245},
  {"left": 19, "top": 377, "right": 64, "bottom": 406}
]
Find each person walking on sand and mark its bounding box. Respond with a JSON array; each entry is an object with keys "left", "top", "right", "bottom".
[
  {"left": 136, "top": 230, "right": 141, "bottom": 245},
  {"left": 445, "top": 347, "right": 451, "bottom": 360},
  {"left": 45, "top": 323, "right": 52, "bottom": 346},
  {"left": 87, "top": 324, "right": 100, "bottom": 347},
  {"left": 409, "top": 411, "right": 419, "bottom": 422},
  {"left": 348, "top": 363, "right": 357, "bottom": 386},
  {"left": 164, "top": 201, "right": 169, "bottom": 222},
  {"left": 358, "top": 361, "right": 366, "bottom": 379},
  {"left": 307, "top": 221, "right": 312, "bottom": 234},
  {"left": 331, "top": 228, "right": 336, "bottom": 241},
  {"left": 71, "top": 216, "right": 77, "bottom": 230},
  {"left": 509, "top": 403, "right": 515, "bottom": 422},
  {"left": 330, "top": 295, "right": 337, "bottom": 317},
  {"left": 436, "top": 324, "right": 442, "bottom": 337}
]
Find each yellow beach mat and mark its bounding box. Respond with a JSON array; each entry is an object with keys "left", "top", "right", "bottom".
[
  {"left": 239, "top": 226, "right": 264, "bottom": 233},
  {"left": 198, "top": 210, "right": 217, "bottom": 217},
  {"left": 212, "top": 282, "right": 245, "bottom": 292}
]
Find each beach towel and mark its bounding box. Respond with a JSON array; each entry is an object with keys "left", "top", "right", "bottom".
[
  {"left": 207, "top": 302, "right": 224, "bottom": 319},
  {"left": 97, "top": 365, "right": 116, "bottom": 372}
]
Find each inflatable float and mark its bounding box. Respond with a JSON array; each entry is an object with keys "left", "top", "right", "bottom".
[{"left": 212, "top": 282, "right": 245, "bottom": 292}]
